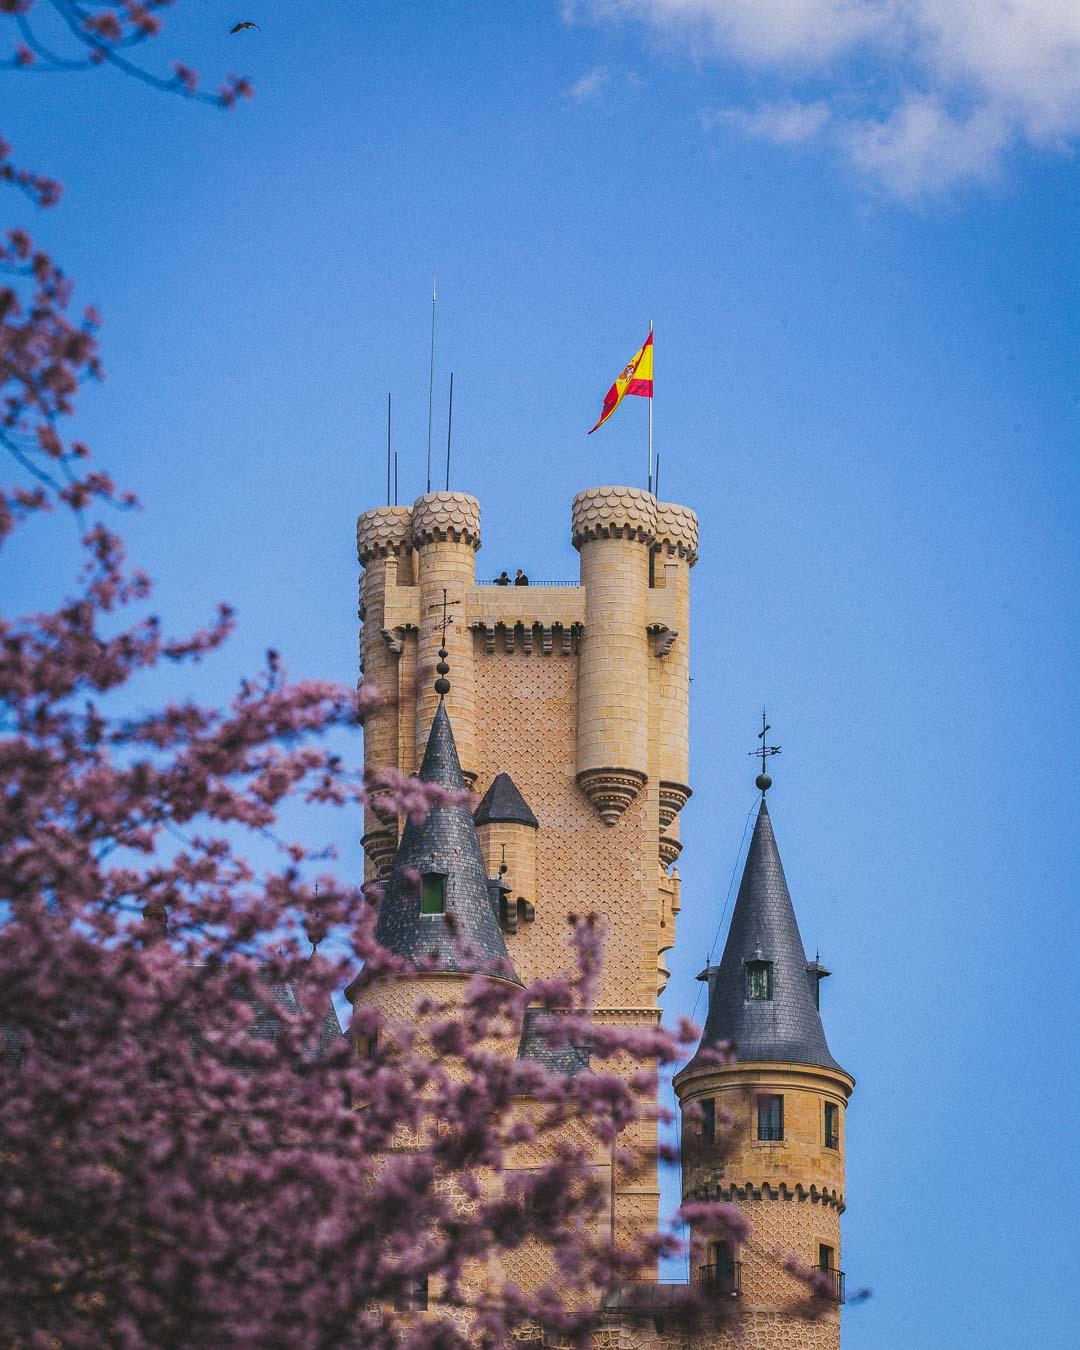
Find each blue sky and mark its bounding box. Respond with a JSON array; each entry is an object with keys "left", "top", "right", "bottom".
[{"left": 4, "top": 2, "right": 1079, "bottom": 1345}]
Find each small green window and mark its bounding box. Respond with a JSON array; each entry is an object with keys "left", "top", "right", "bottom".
[
  {"left": 746, "top": 959, "right": 772, "bottom": 1001},
  {"left": 420, "top": 873, "right": 446, "bottom": 915}
]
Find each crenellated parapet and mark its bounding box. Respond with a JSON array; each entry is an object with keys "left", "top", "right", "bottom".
[
  {"left": 653, "top": 499, "right": 699, "bottom": 565},
  {"left": 571, "top": 484, "right": 657, "bottom": 547},
  {"left": 411, "top": 491, "right": 481, "bottom": 550},
  {"left": 356, "top": 505, "right": 413, "bottom": 565}
]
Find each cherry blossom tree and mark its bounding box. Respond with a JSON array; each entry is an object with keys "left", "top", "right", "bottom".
[{"left": 0, "top": 15, "right": 757, "bottom": 1348}]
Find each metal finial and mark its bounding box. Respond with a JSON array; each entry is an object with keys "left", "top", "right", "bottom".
[
  {"left": 309, "top": 882, "right": 322, "bottom": 957},
  {"left": 428, "top": 587, "right": 458, "bottom": 696},
  {"left": 748, "top": 707, "right": 781, "bottom": 792}
]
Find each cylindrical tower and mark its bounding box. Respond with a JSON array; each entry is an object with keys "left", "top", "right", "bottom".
[
  {"left": 411, "top": 492, "right": 480, "bottom": 781},
  {"left": 674, "top": 793, "right": 854, "bottom": 1346},
  {"left": 571, "top": 486, "right": 657, "bottom": 825},
  {"left": 473, "top": 772, "right": 539, "bottom": 936},
  {"left": 357, "top": 505, "right": 414, "bottom": 879},
  {"left": 652, "top": 500, "right": 698, "bottom": 852}
]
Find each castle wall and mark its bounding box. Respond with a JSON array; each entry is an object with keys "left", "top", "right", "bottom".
[{"left": 354, "top": 486, "right": 858, "bottom": 1345}]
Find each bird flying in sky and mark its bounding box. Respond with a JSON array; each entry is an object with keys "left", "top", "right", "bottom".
[{"left": 229, "top": 21, "right": 260, "bottom": 33}]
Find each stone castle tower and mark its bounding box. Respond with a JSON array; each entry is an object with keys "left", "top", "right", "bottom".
[
  {"left": 352, "top": 484, "right": 852, "bottom": 1344},
  {"left": 673, "top": 792, "right": 853, "bottom": 1347}
]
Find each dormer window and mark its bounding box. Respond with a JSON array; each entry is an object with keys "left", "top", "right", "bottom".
[
  {"left": 420, "top": 873, "right": 446, "bottom": 915},
  {"left": 745, "top": 959, "right": 772, "bottom": 1001}
]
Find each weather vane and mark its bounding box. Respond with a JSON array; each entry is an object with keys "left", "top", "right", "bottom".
[
  {"left": 748, "top": 708, "right": 781, "bottom": 793},
  {"left": 428, "top": 587, "right": 458, "bottom": 696}
]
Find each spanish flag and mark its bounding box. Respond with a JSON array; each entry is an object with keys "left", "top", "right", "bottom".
[{"left": 588, "top": 330, "right": 654, "bottom": 434}]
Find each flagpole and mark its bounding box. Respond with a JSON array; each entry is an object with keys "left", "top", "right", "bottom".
[
  {"left": 386, "top": 392, "right": 392, "bottom": 506},
  {"left": 647, "top": 319, "right": 654, "bottom": 495},
  {"left": 426, "top": 279, "right": 436, "bottom": 494}
]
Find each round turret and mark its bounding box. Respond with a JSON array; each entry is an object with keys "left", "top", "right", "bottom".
[
  {"left": 572, "top": 488, "right": 656, "bottom": 825},
  {"left": 356, "top": 505, "right": 413, "bottom": 566},
  {"left": 357, "top": 506, "right": 416, "bottom": 879},
  {"left": 411, "top": 493, "right": 481, "bottom": 779}
]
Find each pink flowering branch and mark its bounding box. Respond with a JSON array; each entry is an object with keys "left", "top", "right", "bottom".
[{"left": 2, "top": 0, "right": 253, "bottom": 107}]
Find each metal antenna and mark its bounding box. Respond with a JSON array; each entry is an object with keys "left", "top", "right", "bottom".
[
  {"left": 386, "top": 393, "right": 392, "bottom": 506},
  {"left": 445, "top": 371, "right": 454, "bottom": 492},
  {"left": 426, "top": 279, "right": 436, "bottom": 493},
  {"left": 393, "top": 449, "right": 399, "bottom": 506},
  {"left": 748, "top": 707, "right": 782, "bottom": 793}
]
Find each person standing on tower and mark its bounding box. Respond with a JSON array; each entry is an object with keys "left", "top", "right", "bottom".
[{"left": 514, "top": 569, "right": 529, "bottom": 586}]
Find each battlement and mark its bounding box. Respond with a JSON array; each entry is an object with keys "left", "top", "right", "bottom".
[{"left": 357, "top": 485, "right": 696, "bottom": 1001}]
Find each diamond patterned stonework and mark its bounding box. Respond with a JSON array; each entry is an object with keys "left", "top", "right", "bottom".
[{"left": 352, "top": 485, "right": 853, "bottom": 1347}]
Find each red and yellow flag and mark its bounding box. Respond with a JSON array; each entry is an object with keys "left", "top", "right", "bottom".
[{"left": 588, "top": 330, "right": 653, "bottom": 434}]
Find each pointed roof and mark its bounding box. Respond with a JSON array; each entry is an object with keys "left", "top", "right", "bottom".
[
  {"left": 693, "top": 798, "right": 844, "bottom": 1074},
  {"left": 373, "top": 701, "right": 520, "bottom": 983},
  {"left": 517, "top": 1008, "right": 591, "bottom": 1079},
  {"left": 474, "top": 772, "right": 539, "bottom": 829}
]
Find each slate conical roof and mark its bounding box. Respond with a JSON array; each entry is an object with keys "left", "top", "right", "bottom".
[
  {"left": 374, "top": 700, "right": 520, "bottom": 983},
  {"left": 694, "top": 798, "right": 844, "bottom": 1073},
  {"left": 474, "top": 772, "right": 539, "bottom": 829}
]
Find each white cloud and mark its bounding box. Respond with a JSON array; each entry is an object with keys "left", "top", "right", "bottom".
[
  {"left": 566, "top": 1, "right": 1080, "bottom": 196},
  {"left": 843, "top": 94, "right": 1010, "bottom": 199},
  {"left": 563, "top": 65, "right": 611, "bottom": 101},
  {"left": 704, "top": 99, "right": 832, "bottom": 143}
]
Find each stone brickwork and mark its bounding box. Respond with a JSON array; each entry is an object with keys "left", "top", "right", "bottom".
[
  {"left": 356, "top": 487, "right": 697, "bottom": 1273},
  {"left": 476, "top": 817, "right": 537, "bottom": 926},
  {"left": 354, "top": 486, "right": 851, "bottom": 1348},
  {"left": 676, "top": 1059, "right": 851, "bottom": 1349}
]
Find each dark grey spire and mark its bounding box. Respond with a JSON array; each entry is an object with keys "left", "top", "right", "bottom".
[
  {"left": 693, "top": 799, "right": 844, "bottom": 1073},
  {"left": 474, "top": 772, "right": 539, "bottom": 829},
  {"left": 373, "top": 701, "right": 520, "bottom": 983}
]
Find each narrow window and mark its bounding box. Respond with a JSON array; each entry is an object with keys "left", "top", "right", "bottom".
[
  {"left": 420, "top": 873, "right": 445, "bottom": 915},
  {"left": 746, "top": 960, "right": 772, "bottom": 1001},
  {"left": 394, "top": 1276, "right": 428, "bottom": 1313},
  {"left": 703, "top": 1240, "right": 740, "bottom": 1296},
  {"left": 757, "top": 1094, "right": 783, "bottom": 1141},
  {"left": 712, "top": 1240, "right": 735, "bottom": 1276},
  {"left": 818, "top": 1243, "right": 835, "bottom": 1272},
  {"left": 700, "top": 1097, "right": 716, "bottom": 1143},
  {"left": 357, "top": 1029, "right": 379, "bottom": 1061},
  {"left": 824, "top": 1101, "right": 839, "bottom": 1150}
]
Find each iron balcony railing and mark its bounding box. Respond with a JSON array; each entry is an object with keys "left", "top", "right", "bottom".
[
  {"left": 697, "top": 1261, "right": 742, "bottom": 1297},
  {"left": 757, "top": 1123, "right": 784, "bottom": 1141},
  {"left": 825, "top": 1131, "right": 840, "bottom": 1149},
  {"left": 815, "top": 1266, "right": 846, "bottom": 1304},
  {"left": 475, "top": 579, "right": 579, "bottom": 587}
]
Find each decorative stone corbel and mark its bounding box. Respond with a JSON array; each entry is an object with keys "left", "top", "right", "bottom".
[
  {"left": 380, "top": 624, "right": 416, "bottom": 656},
  {"left": 648, "top": 623, "right": 678, "bottom": 658}
]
